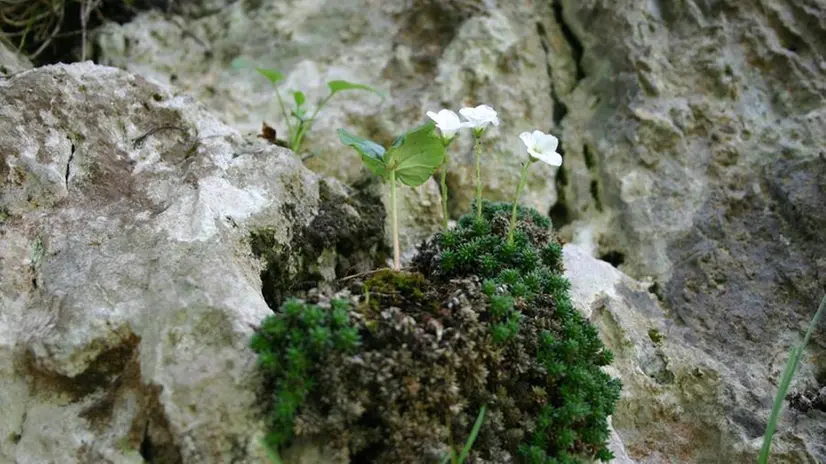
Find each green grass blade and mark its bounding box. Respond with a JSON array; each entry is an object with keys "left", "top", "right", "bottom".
[
  {"left": 758, "top": 294, "right": 826, "bottom": 463},
  {"left": 457, "top": 406, "right": 487, "bottom": 463},
  {"left": 260, "top": 438, "right": 283, "bottom": 464}
]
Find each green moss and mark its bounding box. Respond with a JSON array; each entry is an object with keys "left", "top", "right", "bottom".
[
  {"left": 418, "top": 200, "right": 622, "bottom": 463},
  {"left": 250, "top": 298, "right": 361, "bottom": 452},
  {"left": 250, "top": 200, "right": 620, "bottom": 463},
  {"left": 648, "top": 328, "right": 665, "bottom": 345},
  {"left": 364, "top": 269, "right": 426, "bottom": 303},
  {"left": 250, "top": 179, "right": 388, "bottom": 309}
]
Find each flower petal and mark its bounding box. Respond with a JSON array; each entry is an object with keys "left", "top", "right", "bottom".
[
  {"left": 533, "top": 150, "right": 563, "bottom": 167},
  {"left": 537, "top": 133, "right": 559, "bottom": 153},
  {"left": 519, "top": 132, "right": 534, "bottom": 150},
  {"left": 460, "top": 105, "right": 499, "bottom": 128},
  {"left": 443, "top": 110, "right": 462, "bottom": 128},
  {"left": 441, "top": 128, "right": 458, "bottom": 139},
  {"left": 459, "top": 106, "right": 476, "bottom": 121},
  {"left": 478, "top": 105, "right": 499, "bottom": 125},
  {"left": 428, "top": 109, "right": 467, "bottom": 135}
]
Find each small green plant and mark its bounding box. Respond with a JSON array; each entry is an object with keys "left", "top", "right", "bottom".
[
  {"left": 441, "top": 406, "right": 487, "bottom": 464},
  {"left": 233, "top": 59, "right": 384, "bottom": 155},
  {"left": 759, "top": 293, "right": 826, "bottom": 463},
  {"left": 431, "top": 201, "right": 621, "bottom": 462},
  {"left": 249, "top": 298, "right": 361, "bottom": 459},
  {"left": 250, "top": 200, "right": 618, "bottom": 462},
  {"left": 426, "top": 109, "right": 466, "bottom": 231},
  {"left": 250, "top": 99, "right": 617, "bottom": 461},
  {"left": 260, "top": 438, "right": 282, "bottom": 464},
  {"left": 338, "top": 121, "right": 446, "bottom": 271}
]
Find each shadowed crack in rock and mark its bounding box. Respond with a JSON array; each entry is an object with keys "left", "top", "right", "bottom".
[{"left": 251, "top": 178, "right": 388, "bottom": 311}]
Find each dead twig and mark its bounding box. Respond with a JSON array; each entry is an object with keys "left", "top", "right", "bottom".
[
  {"left": 79, "top": 0, "right": 102, "bottom": 61},
  {"left": 0, "top": 0, "right": 65, "bottom": 60},
  {"left": 0, "top": 0, "right": 105, "bottom": 61}
]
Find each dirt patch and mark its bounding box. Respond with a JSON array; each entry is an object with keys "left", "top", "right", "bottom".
[{"left": 23, "top": 331, "right": 141, "bottom": 402}]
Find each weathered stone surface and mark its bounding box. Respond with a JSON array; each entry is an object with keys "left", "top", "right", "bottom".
[
  {"left": 565, "top": 244, "right": 824, "bottom": 463},
  {"left": 88, "top": 0, "right": 826, "bottom": 461},
  {"left": 94, "top": 0, "right": 562, "bottom": 225},
  {"left": 552, "top": 1, "right": 826, "bottom": 461},
  {"left": 0, "top": 62, "right": 380, "bottom": 463}
]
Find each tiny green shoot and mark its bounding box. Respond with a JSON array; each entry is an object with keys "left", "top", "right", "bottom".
[
  {"left": 758, "top": 293, "right": 826, "bottom": 463},
  {"left": 233, "top": 58, "right": 385, "bottom": 155},
  {"left": 441, "top": 405, "right": 487, "bottom": 464},
  {"left": 261, "top": 438, "right": 282, "bottom": 464}
]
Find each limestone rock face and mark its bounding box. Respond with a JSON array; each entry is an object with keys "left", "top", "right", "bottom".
[
  {"left": 94, "top": 0, "right": 562, "bottom": 222},
  {"left": 79, "top": 0, "right": 826, "bottom": 461},
  {"left": 0, "top": 62, "right": 380, "bottom": 463},
  {"left": 553, "top": 2, "right": 826, "bottom": 462},
  {"left": 565, "top": 244, "right": 823, "bottom": 463}
]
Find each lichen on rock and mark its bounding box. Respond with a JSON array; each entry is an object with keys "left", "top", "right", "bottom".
[{"left": 0, "top": 61, "right": 330, "bottom": 464}]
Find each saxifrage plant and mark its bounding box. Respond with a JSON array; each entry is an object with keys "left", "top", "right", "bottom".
[{"left": 337, "top": 120, "right": 446, "bottom": 271}]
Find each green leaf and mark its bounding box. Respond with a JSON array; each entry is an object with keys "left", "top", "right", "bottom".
[
  {"left": 327, "top": 80, "right": 386, "bottom": 100},
  {"left": 337, "top": 129, "right": 388, "bottom": 178},
  {"left": 293, "top": 90, "right": 305, "bottom": 107},
  {"left": 384, "top": 121, "right": 445, "bottom": 187},
  {"left": 759, "top": 294, "right": 826, "bottom": 463},
  {"left": 260, "top": 438, "right": 282, "bottom": 464},
  {"left": 458, "top": 406, "right": 486, "bottom": 463},
  {"left": 256, "top": 67, "right": 285, "bottom": 84}
]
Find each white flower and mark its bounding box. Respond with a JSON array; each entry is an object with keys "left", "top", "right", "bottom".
[
  {"left": 459, "top": 105, "right": 500, "bottom": 133},
  {"left": 426, "top": 109, "right": 468, "bottom": 141},
  {"left": 519, "top": 130, "right": 562, "bottom": 166}
]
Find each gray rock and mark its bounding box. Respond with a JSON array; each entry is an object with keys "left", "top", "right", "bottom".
[
  {"left": 93, "top": 0, "right": 562, "bottom": 226},
  {"left": 565, "top": 244, "right": 823, "bottom": 463},
  {"left": 552, "top": 1, "right": 826, "bottom": 461},
  {"left": 85, "top": 0, "right": 826, "bottom": 461},
  {"left": 0, "top": 61, "right": 359, "bottom": 463}
]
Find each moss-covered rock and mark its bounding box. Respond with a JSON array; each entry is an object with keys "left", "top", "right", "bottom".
[
  {"left": 251, "top": 201, "right": 620, "bottom": 463},
  {"left": 250, "top": 177, "right": 388, "bottom": 309}
]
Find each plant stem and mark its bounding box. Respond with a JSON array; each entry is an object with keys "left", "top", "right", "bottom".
[
  {"left": 273, "top": 87, "right": 295, "bottom": 146},
  {"left": 440, "top": 156, "right": 450, "bottom": 232},
  {"left": 290, "top": 121, "right": 304, "bottom": 152},
  {"left": 507, "top": 161, "right": 532, "bottom": 246},
  {"left": 759, "top": 293, "right": 826, "bottom": 463},
  {"left": 390, "top": 170, "right": 401, "bottom": 271},
  {"left": 293, "top": 93, "right": 334, "bottom": 153},
  {"left": 474, "top": 135, "right": 483, "bottom": 219}
]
